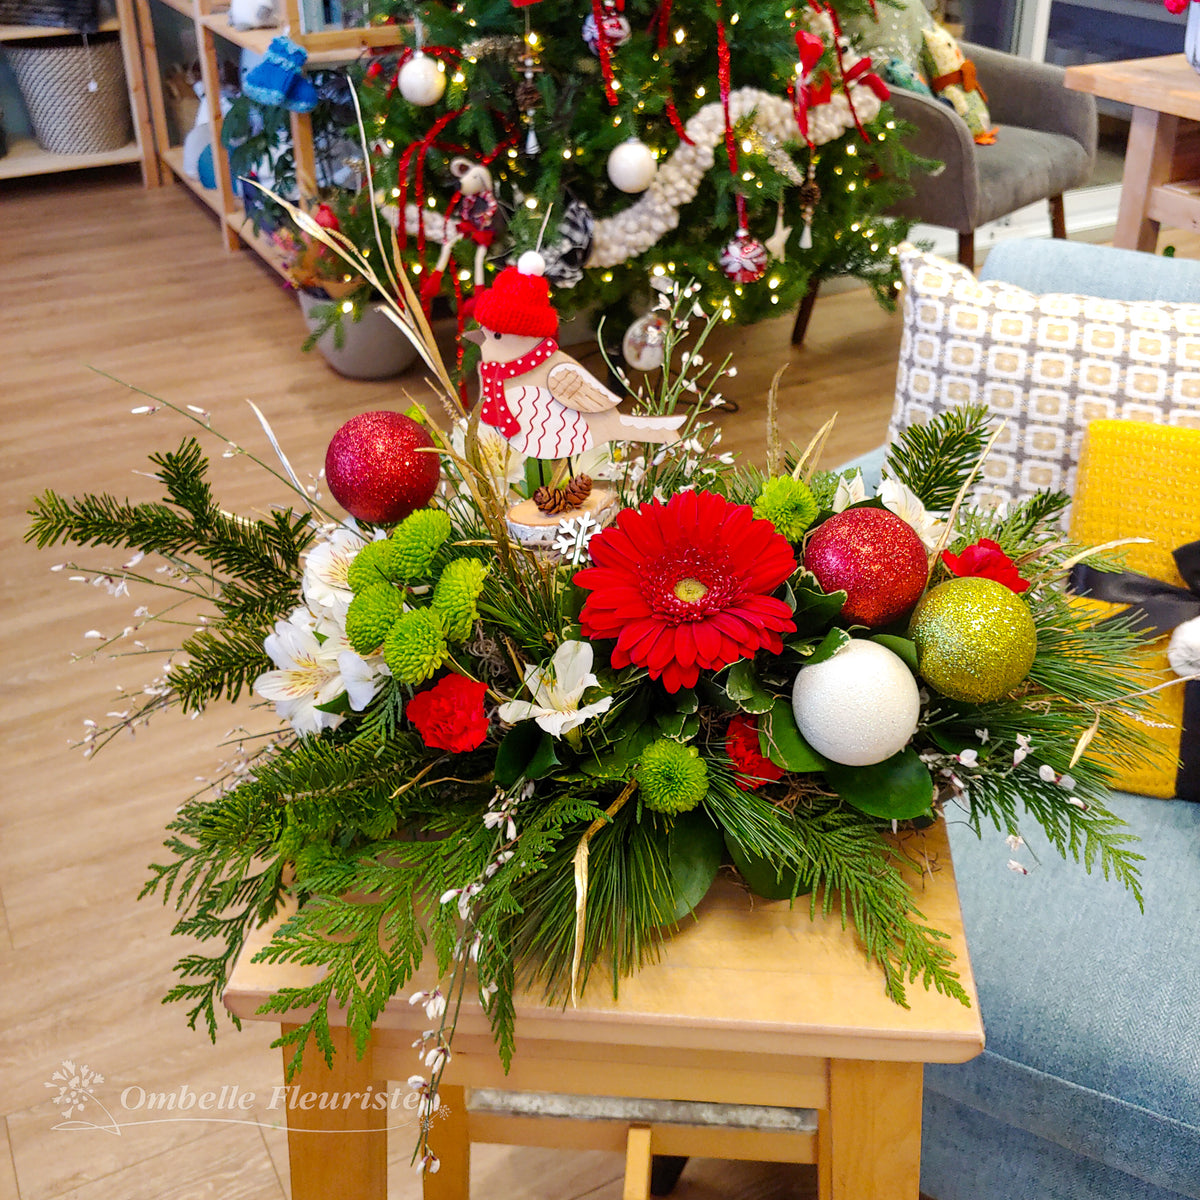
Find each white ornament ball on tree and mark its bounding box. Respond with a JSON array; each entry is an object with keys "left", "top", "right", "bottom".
[
  {"left": 607, "top": 138, "right": 657, "bottom": 194},
  {"left": 791, "top": 639, "right": 921, "bottom": 767},
  {"left": 398, "top": 53, "right": 446, "bottom": 107}
]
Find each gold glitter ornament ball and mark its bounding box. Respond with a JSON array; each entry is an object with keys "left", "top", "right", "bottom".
[{"left": 909, "top": 577, "right": 1037, "bottom": 704}]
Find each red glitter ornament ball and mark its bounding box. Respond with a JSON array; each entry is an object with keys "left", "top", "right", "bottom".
[
  {"left": 803, "top": 508, "right": 928, "bottom": 628},
  {"left": 325, "top": 411, "right": 440, "bottom": 526}
]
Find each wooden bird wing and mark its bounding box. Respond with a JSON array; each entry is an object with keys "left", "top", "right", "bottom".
[{"left": 547, "top": 360, "right": 620, "bottom": 413}]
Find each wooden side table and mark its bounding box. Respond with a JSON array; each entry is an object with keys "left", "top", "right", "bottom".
[
  {"left": 223, "top": 820, "right": 983, "bottom": 1200},
  {"left": 1065, "top": 54, "right": 1200, "bottom": 252}
]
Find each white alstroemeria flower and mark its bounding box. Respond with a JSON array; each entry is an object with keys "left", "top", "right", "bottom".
[
  {"left": 878, "top": 477, "right": 947, "bottom": 550},
  {"left": 337, "top": 650, "right": 386, "bottom": 711},
  {"left": 451, "top": 420, "right": 526, "bottom": 497},
  {"left": 497, "top": 640, "right": 613, "bottom": 738},
  {"left": 302, "top": 525, "right": 368, "bottom": 613},
  {"left": 255, "top": 616, "right": 347, "bottom": 736},
  {"left": 832, "top": 470, "right": 868, "bottom": 512}
]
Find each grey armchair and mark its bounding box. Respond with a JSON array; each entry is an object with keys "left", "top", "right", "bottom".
[
  {"left": 887, "top": 41, "right": 1098, "bottom": 271},
  {"left": 790, "top": 43, "right": 1097, "bottom": 345}
]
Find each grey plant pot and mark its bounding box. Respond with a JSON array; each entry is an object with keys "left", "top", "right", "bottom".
[{"left": 297, "top": 292, "right": 417, "bottom": 380}]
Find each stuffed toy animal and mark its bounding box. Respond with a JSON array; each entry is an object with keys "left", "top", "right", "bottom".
[
  {"left": 881, "top": 56, "right": 933, "bottom": 97},
  {"left": 922, "top": 24, "right": 996, "bottom": 145},
  {"left": 229, "top": 0, "right": 279, "bottom": 30}
]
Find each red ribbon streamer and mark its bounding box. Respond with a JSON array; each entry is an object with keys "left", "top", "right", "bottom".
[
  {"left": 650, "top": 0, "right": 694, "bottom": 145},
  {"left": 713, "top": 0, "right": 746, "bottom": 227},
  {"left": 591, "top": 0, "right": 618, "bottom": 106}
]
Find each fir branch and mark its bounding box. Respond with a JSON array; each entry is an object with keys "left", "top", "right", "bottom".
[{"left": 884, "top": 406, "right": 993, "bottom": 510}]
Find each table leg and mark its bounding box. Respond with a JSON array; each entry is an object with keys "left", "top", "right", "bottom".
[
  {"left": 818, "top": 1059, "right": 923, "bottom": 1200},
  {"left": 1114, "top": 106, "right": 1177, "bottom": 253},
  {"left": 279, "top": 1023, "right": 388, "bottom": 1200},
  {"left": 424, "top": 1083, "right": 471, "bottom": 1200}
]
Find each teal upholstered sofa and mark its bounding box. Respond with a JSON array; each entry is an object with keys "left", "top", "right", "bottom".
[{"left": 857, "top": 239, "right": 1200, "bottom": 1200}]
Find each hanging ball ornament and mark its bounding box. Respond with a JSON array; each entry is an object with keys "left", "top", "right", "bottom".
[
  {"left": 397, "top": 52, "right": 446, "bottom": 107},
  {"left": 607, "top": 138, "right": 658, "bottom": 194},
  {"left": 325, "top": 411, "right": 441, "bottom": 526},
  {"left": 908, "top": 577, "right": 1037, "bottom": 704},
  {"left": 582, "top": 10, "right": 631, "bottom": 54},
  {"left": 718, "top": 229, "right": 769, "bottom": 283},
  {"left": 622, "top": 311, "right": 669, "bottom": 372},
  {"left": 792, "top": 639, "right": 921, "bottom": 766},
  {"left": 804, "top": 508, "right": 929, "bottom": 628}
]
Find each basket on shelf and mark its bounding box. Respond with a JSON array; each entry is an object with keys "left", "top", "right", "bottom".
[
  {"left": 0, "top": 0, "right": 99, "bottom": 31},
  {"left": 4, "top": 32, "right": 131, "bottom": 154}
]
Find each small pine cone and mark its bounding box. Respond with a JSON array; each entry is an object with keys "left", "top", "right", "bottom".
[
  {"left": 534, "top": 475, "right": 593, "bottom": 514},
  {"left": 533, "top": 485, "right": 570, "bottom": 514},
  {"left": 516, "top": 80, "right": 541, "bottom": 111},
  {"left": 563, "top": 474, "right": 592, "bottom": 506},
  {"left": 798, "top": 179, "right": 822, "bottom": 208}
]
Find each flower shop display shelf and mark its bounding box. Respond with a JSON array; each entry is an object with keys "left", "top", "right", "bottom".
[
  {"left": 0, "top": 0, "right": 157, "bottom": 183},
  {"left": 224, "top": 818, "right": 984, "bottom": 1200},
  {"left": 133, "top": 0, "right": 405, "bottom": 264}
]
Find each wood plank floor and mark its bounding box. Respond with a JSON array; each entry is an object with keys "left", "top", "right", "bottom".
[{"left": 1, "top": 169, "right": 1189, "bottom": 1200}]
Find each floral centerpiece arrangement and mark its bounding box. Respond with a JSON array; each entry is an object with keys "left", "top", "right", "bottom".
[{"left": 27, "top": 214, "right": 1158, "bottom": 1171}]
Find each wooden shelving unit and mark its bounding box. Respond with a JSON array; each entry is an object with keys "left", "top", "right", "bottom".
[
  {"left": 0, "top": 0, "right": 159, "bottom": 184},
  {"left": 135, "top": 0, "right": 399, "bottom": 272}
]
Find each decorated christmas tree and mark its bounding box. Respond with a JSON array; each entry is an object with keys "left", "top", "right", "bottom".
[{"left": 352, "top": 0, "right": 918, "bottom": 347}]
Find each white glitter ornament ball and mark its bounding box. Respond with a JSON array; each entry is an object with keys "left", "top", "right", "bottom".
[
  {"left": 398, "top": 53, "right": 446, "bottom": 106},
  {"left": 792, "top": 639, "right": 921, "bottom": 767},
  {"left": 607, "top": 138, "right": 657, "bottom": 193},
  {"left": 1168, "top": 615, "right": 1200, "bottom": 678}
]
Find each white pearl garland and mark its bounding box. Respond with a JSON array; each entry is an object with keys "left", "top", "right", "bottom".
[{"left": 587, "top": 72, "right": 884, "bottom": 270}]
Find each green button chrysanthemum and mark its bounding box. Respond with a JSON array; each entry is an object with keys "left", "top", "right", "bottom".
[
  {"left": 391, "top": 509, "right": 452, "bottom": 579},
  {"left": 432, "top": 558, "right": 489, "bottom": 642},
  {"left": 752, "top": 475, "right": 819, "bottom": 542},
  {"left": 344, "top": 582, "right": 403, "bottom": 654},
  {"left": 637, "top": 739, "right": 709, "bottom": 815},
  {"left": 346, "top": 538, "right": 398, "bottom": 593},
  {"left": 383, "top": 608, "right": 448, "bottom": 684}
]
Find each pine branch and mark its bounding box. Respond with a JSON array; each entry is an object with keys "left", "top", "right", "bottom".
[{"left": 705, "top": 779, "right": 969, "bottom": 1007}]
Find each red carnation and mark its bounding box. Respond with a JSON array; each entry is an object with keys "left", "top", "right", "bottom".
[
  {"left": 725, "top": 714, "right": 785, "bottom": 791},
  {"left": 942, "top": 538, "right": 1030, "bottom": 594},
  {"left": 574, "top": 490, "right": 797, "bottom": 694},
  {"left": 407, "top": 673, "right": 489, "bottom": 753}
]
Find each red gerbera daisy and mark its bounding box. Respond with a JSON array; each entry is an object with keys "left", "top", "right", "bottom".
[{"left": 574, "top": 490, "right": 797, "bottom": 693}]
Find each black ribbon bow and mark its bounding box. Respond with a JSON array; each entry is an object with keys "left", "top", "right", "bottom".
[{"left": 1071, "top": 540, "right": 1200, "bottom": 802}]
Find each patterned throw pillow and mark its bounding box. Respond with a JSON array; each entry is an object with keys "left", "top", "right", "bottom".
[{"left": 890, "top": 245, "right": 1200, "bottom": 512}]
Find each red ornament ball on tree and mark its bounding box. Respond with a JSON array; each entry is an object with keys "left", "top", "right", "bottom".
[
  {"left": 803, "top": 508, "right": 928, "bottom": 627},
  {"left": 325, "top": 411, "right": 440, "bottom": 526}
]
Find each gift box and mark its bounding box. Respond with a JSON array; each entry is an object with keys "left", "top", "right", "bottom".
[{"left": 1069, "top": 420, "right": 1200, "bottom": 799}]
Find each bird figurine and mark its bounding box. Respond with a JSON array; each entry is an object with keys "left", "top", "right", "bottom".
[{"left": 472, "top": 251, "right": 686, "bottom": 460}]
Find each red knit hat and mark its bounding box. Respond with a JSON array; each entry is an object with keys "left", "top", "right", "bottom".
[{"left": 473, "top": 252, "right": 559, "bottom": 338}]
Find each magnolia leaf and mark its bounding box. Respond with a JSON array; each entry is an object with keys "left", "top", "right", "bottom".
[
  {"left": 758, "top": 697, "right": 829, "bottom": 772},
  {"left": 725, "top": 832, "right": 813, "bottom": 901},
  {"left": 581, "top": 722, "right": 656, "bottom": 778},
  {"left": 494, "top": 722, "right": 543, "bottom": 788},
  {"left": 871, "top": 634, "right": 919, "bottom": 674},
  {"left": 724, "top": 660, "right": 774, "bottom": 714},
  {"left": 313, "top": 691, "right": 353, "bottom": 716},
  {"left": 665, "top": 810, "right": 724, "bottom": 921},
  {"left": 805, "top": 627, "right": 851, "bottom": 666},
  {"left": 824, "top": 749, "right": 935, "bottom": 820}
]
